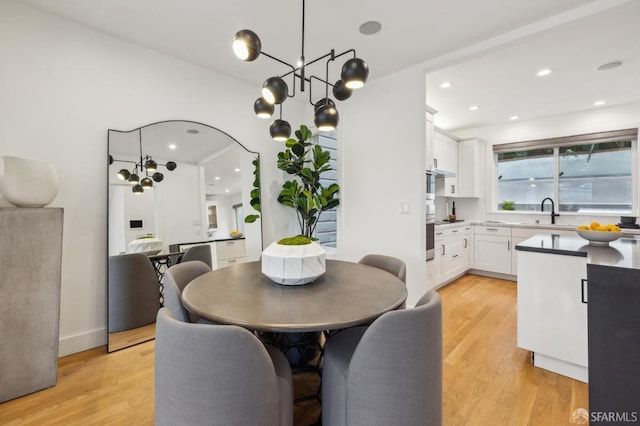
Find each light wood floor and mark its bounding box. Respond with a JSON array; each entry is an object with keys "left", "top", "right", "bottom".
[{"left": 0, "top": 274, "right": 588, "bottom": 425}]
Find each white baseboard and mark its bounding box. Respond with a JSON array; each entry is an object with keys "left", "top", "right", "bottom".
[
  {"left": 467, "top": 269, "right": 516, "bottom": 282},
  {"left": 58, "top": 328, "right": 107, "bottom": 357},
  {"left": 534, "top": 352, "right": 588, "bottom": 383}
]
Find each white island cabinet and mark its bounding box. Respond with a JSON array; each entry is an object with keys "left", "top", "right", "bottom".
[{"left": 517, "top": 248, "right": 588, "bottom": 382}]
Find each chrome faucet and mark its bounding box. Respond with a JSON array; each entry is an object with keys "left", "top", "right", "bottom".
[{"left": 540, "top": 197, "right": 560, "bottom": 224}]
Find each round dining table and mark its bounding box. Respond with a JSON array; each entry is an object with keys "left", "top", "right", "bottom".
[{"left": 181, "top": 259, "right": 407, "bottom": 333}]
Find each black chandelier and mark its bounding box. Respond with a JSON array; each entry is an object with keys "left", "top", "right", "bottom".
[
  {"left": 233, "top": 0, "right": 369, "bottom": 141},
  {"left": 109, "top": 129, "right": 177, "bottom": 194}
]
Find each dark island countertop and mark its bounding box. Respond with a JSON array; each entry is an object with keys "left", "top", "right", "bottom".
[{"left": 515, "top": 234, "right": 640, "bottom": 270}]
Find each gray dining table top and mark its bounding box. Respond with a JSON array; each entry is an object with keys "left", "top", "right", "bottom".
[{"left": 181, "top": 259, "right": 408, "bottom": 333}]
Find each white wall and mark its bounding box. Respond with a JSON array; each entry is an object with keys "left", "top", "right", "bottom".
[
  {"left": 451, "top": 102, "right": 640, "bottom": 225},
  {"left": 0, "top": 0, "right": 300, "bottom": 355},
  {"left": 154, "top": 162, "right": 203, "bottom": 249},
  {"left": 339, "top": 66, "right": 428, "bottom": 306}
]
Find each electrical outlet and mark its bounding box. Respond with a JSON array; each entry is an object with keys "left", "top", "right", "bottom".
[{"left": 400, "top": 202, "right": 411, "bottom": 214}]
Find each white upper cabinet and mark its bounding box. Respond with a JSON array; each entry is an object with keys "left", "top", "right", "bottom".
[
  {"left": 425, "top": 108, "right": 436, "bottom": 171},
  {"left": 433, "top": 131, "right": 457, "bottom": 174},
  {"left": 456, "top": 139, "right": 484, "bottom": 198},
  {"left": 434, "top": 130, "right": 458, "bottom": 197}
]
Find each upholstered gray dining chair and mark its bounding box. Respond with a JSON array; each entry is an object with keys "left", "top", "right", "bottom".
[
  {"left": 180, "top": 244, "right": 212, "bottom": 269},
  {"left": 155, "top": 308, "right": 293, "bottom": 426},
  {"left": 358, "top": 254, "right": 407, "bottom": 284},
  {"left": 322, "top": 290, "right": 443, "bottom": 426},
  {"left": 163, "top": 260, "right": 211, "bottom": 323},
  {"left": 108, "top": 253, "right": 160, "bottom": 332}
]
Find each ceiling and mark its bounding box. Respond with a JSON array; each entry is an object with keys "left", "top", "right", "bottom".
[
  {"left": 426, "top": 0, "right": 640, "bottom": 132},
  {"left": 19, "top": 0, "right": 639, "bottom": 134}
]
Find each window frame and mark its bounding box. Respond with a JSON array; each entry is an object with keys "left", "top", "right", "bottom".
[
  {"left": 491, "top": 129, "right": 638, "bottom": 216},
  {"left": 310, "top": 129, "right": 339, "bottom": 250}
]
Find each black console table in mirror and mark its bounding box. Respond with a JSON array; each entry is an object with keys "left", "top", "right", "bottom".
[{"left": 107, "top": 120, "right": 262, "bottom": 352}]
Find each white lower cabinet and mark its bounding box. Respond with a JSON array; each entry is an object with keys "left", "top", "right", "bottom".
[
  {"left": 442, "top": 227, "right": 468, "bottom": 282},
  {"left": 431, "top": 224, "right": 472, "bottom": 286},
  {"left": 473, "top": 226, "right": 511, "bottom": 274},
  {"left": 215, "top": 239, "right": 246, "bottom": 268},
  {"left": 517, "top": 250, "right": 588, "bottom": 382},
  {"left": 431, "top": 229, "right": 445, "bottom": 285}
]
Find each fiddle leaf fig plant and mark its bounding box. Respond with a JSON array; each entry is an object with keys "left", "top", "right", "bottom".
[
  {"left": 244, "top": 156, "right": 261, "bottom": 223},
  {"left": 277, "top": 125, "right": 339, "bottom": 239}
]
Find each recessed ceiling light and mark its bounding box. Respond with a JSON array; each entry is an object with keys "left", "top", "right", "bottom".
[
  {"left": 440, "top": 81, "right": 452, "bottom": 89},
  {"left": 186, "top": 129, "right": 200, "bottom": 134},
  {"left": 509, "top": 115, "right": 519, "bottom": 120},
  {"left": 596, "top": 61, "right": 623, "bottom": 71},
  {"left": 536, "top": 69, "right": 552, "bottom": 77},
  {"left": 168, "top": 144, "right": 177, "bottom": 150},
  {"left": 594, "top": 100, "right": 606, "bottom": 106},
  {"left": 469, "top": 105, "right": 479, "bottom": 111},
  {"left": 359, "top": 20, "right": 382, "bottom": 35},
  {"left": 214, "top": 176, "right": 220, "bottom": 180},
  {"left": 234, "top": 168, "right": 241, "bottom": 172},
  {"left": 225, "top": 189, "right": 230, "bottom": 193}
]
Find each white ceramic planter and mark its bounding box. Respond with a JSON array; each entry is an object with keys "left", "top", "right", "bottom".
[
  {"left": 262, "top": 241, "right": 326, "bottom": 285},
  {"left": 128, "top": 237, "right": 163, "bottom": 255},
  {"left": 0, "top": 156, "right": 59, "bottom": 208}
]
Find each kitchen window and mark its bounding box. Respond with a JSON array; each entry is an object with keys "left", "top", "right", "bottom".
[{"left": 493, "top": 129, "right": 637, "bottom": 214}]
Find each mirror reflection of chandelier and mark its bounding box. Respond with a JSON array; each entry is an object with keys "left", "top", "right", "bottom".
[
  {"left": 108, "top": 129, "right": 177, "bottom": 194},
  {"left": 232, "top": 0, "right": 369, "bottom": 141}
]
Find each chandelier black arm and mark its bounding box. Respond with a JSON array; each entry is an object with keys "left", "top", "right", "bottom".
[
  {"left": 110, "top": 157, "right": 173, "bottom": 169},
  {"left": 331, "top": 48, "right": 357, "bottom": 62},
  {"left": 280, "top": 51, "right": 333, "bottom": 79},
  {"left": 109, "top": 158, "right": 138, "bottom": 166},
  {"left": 308, "top": 75, "right": 335, "bottom": 106},
  {"left": 260, "top": 51, "right": 297, "bottom": 99},
  {"left": 264, "top": 47, "right": 358, "bottom": 101}
]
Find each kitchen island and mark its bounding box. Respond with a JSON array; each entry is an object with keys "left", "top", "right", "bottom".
[
  {"left": 515, "top": 234, "right": 640, "bottom": 381},
  {"left": 516, "top": 234, "right": 640, "bottom": 420}
]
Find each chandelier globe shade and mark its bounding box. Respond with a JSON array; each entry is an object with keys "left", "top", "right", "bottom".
[
  {"left": 144, "top": 159, "right": 157, "bottom": 172},
  {"left": 254, "top": 97, "right": 274, "bottom": 118},
  {"left": 232, "top": 29, "right": 262, "bottom": 61},
  {"left": 141, "top": 177, "right": 153, "bottom": 189},
  {"left": 314, "top": 104, "right": 339, "bottom": 132},
  {"left": 262, "top": 77, "right": 288, "bottom": 104},
  {"left": 332, "top": 80, "right": 353, "bottom": 101},
  {"left": 117, "top": 169, "right": 130, "bottom": 181},
  {"left": 314, "top": 98, "right": 336, "bottom": 111},
  {"left": 270, "top": 119, "right": 292, "bottom": 141},
  {"left": 341, "top": 58, "right": 369, "bottom": 89}
]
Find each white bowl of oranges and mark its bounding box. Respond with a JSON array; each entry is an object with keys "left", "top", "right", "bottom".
[{"left": 576, "top": 222, "right": 623, "bottom": 245}]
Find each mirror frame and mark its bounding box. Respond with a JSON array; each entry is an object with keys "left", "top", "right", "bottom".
[{"left": 106, "top": 119, "right": 261, "bottom": 352}]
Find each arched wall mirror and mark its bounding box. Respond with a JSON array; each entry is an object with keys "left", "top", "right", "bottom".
[{"left": 107, "top": 120, "right": 262, "bottom": 352}]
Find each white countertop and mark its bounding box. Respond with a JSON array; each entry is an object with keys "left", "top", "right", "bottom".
[{"left": 435, "top": 220, "right": 640, "bottom": 236}]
